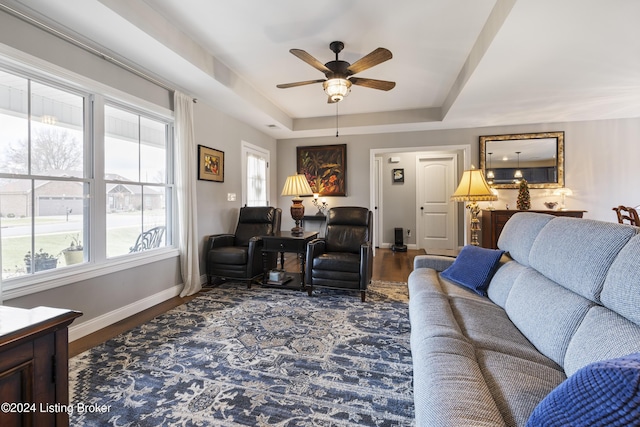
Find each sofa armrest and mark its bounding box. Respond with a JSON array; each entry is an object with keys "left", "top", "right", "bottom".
[{"left": 413, "top": 254, "right": 456, "bottom": 272}]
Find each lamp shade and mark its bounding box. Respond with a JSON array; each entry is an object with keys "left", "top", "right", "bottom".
[
  {"left": 451, "top": 169, "right": 498, "bottom": 202},
  {"left": 281, "top": 174, "right": 313, "bottom": 198}
]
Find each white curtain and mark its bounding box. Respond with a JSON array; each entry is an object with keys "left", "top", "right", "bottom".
[{"left": 174, "top": 91, "right": 201, "bottom": 297}]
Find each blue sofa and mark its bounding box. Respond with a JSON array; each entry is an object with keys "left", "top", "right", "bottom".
[{"left": 408, "top": 212, "right": 640, "bottom": 426}]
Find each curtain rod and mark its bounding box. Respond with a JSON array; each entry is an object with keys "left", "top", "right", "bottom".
[{"left": 0, "top": 3, "right": 197, "bottom": 103}]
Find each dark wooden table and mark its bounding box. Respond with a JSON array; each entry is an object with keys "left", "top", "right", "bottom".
[
  {"left": 0, "top": 306, "right": 82, "bottom": 427},
  {"left": 261, "top": 231, "right": 318, "bottom": 290}
]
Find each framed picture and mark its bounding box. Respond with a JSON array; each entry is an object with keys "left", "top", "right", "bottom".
[
  {"left": 297, "top": 144, "right": 347, "bottom": 196},
  {"left": 198, "top": 145, "right": 224, "bottom": 182},
  {"left": 393, "top": 168, "right": 404, "bottom": 183}
]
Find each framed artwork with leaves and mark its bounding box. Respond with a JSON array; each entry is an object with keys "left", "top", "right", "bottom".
[{"left": 296, "top": 144, "right": 346, "bottom": 196}]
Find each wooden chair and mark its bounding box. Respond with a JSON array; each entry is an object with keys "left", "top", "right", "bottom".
[{"left": 612, "top": 205, "right": 640, "bottom": 226}]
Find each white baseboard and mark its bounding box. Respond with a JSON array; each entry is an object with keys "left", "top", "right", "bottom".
[{"left": 68, "top": 284, "right": 183, "bottom": 342}]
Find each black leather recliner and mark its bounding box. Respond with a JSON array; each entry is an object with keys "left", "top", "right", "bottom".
[
  {"left": 305, "top": 206, "right": 373, "bottom": 301},
  {"left": 206, "top": 206, "right": 281, "bottom": 287}
]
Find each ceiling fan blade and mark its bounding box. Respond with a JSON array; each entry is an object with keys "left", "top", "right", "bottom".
[
  {"left": 349, "top": 77, "right": 396, "bottom": 91},
  {"left": 290, "top": 49, "right": 331, "bottom": 73},
  {"left": 277, "top": 79, "right": 326, "bottom": 89},
  {"left": 347, "top": 48, "right": 392, "bottom": 75}
]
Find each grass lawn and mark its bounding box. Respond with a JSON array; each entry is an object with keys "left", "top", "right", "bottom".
[{"left": 2, "top": 226, "right": 151, "bottom": 277}]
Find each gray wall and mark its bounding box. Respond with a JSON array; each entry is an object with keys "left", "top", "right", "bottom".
[
  {"left": 192, "top": 103, "right": 277, "bottom": 273},
  {"left": 277, "top": 119, "right": 640, "bottom": 247}
]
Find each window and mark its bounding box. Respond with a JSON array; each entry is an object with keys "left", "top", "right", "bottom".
[
  {"left": 104, "top": 105, "right": 170, "bottom": 257},
  {"left": 242, "top": 141, "right": 269, "bottom": 207},
  {"left": 0, "top": 70, "right": 88, "bottom": 279},
  {"left": 0, "top": 63, "right": 174, "bottom": 289}
]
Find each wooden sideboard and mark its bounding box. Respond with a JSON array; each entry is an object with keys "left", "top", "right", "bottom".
[
  {"left": 0, "top": 306, "right": 82, "bottom": 427},
  {"left": 481, "top": 210, "right": 585, "bottom": 249}
]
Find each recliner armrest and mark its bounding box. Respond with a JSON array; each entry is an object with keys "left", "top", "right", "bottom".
[
  {"left": 360, "top": 242, "right": 373, "bottom": 289},
  {"left": 207, "top": 234, "right": 235, "bottom": 250},
  {"left": 305, "top": 238, "right": 326, "bottom": 284},
  {"left": 247, "top": 235, "right": 264, "bottom": 253}
]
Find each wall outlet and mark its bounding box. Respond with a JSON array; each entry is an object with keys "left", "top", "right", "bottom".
[
  {"left": 227, "top": 193, "right": 236, "bottom": 201},
  {"left": 407, "top": 229, "right": 411, "bottom": 237}
]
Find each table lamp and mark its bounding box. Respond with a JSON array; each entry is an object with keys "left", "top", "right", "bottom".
[
  {"left": 553, "top": 188, "right": 573, "bottom": 211},
  {"left": 451, "top": 168, "right": 498, "bottom": 246},
  {"left": 281, "top": 174, "right": 314, "bottom": 235}
]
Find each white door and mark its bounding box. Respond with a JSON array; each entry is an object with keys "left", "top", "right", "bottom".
[{"left": 417, "top": 155, "right": 457, "bottom": 250}]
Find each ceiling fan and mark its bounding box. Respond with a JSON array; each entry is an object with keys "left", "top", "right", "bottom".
[{"left": 277, "top": 41, "right": 395, "bottom": 103}]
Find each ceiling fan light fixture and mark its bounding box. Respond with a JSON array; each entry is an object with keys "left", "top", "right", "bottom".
[{"left": 323, "top": 78, "right": 351, "bottom": 102}]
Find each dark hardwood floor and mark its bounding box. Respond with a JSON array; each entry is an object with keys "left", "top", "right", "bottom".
[{"left": 69, "top": 248, "right": 425, "bottom": 357}]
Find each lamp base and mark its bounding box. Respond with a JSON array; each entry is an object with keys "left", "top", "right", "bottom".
[
  {"left": 291, "top": 224, "right": 304, "bottom": 236},
  {"left": 290, "top": 198, "right": 305, "bottom": 236},
  {"left": 467, "top": 202, "right": 481, "bottom": 246}
]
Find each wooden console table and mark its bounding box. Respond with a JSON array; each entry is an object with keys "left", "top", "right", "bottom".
[
  {"left": 0, "top": 306, "right": 82, "bottom": 427},
  {"left": 481, "top": 209, "right": 585, "bottom": 249}
]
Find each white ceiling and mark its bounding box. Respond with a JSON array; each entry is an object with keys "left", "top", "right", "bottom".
[{"left": 5, "top": 0, "right": 640, "bottom": 139}]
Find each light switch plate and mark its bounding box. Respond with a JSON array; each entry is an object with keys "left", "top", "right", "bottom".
[{"left": 227, "top": 193, "right": 236, "bottom": 201}]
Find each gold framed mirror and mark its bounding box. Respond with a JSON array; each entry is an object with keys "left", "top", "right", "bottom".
[{"left": 480, "top": 131, "right": 564, "bottom": 189}]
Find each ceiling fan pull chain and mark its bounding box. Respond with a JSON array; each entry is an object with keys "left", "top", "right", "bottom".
[{"left": 336, "top": 103, "right": 339, "bottom": 138}]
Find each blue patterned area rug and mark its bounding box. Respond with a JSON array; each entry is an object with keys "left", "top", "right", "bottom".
[{"left": 69, "top": 281, "right": 414, "bottom": 426}]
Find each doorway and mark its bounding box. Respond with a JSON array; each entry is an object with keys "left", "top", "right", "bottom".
[{"left": 370, "top": 145, "right": 469, "bottom": 250}]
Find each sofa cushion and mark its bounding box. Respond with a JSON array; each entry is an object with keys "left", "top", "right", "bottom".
[
  {"left": 479, "top": 349, "right": 566, "bottom": 427},
  {"left": 411, "top": 336, "right": 506, "bottom": 427},
  {"left": 441, "top": 245, "right": 504, "bottom": 296},
  {"left": 486, "top": 257, "right": 526, "bottom": 309},
  {"left": 601, "top": 233, "right": 640, "bottom": 325},
  {"left": 527, "top": 352, "right": 640, "bottom": 427},
  {"left": 505, "top": 268, "right": 593, "bottom": 367},
  {"left": 450, "top": 296, "right": 561, "bottom": 370},
  {"left": 497, "top": 212, "right": 554, "bottom": 266},
  {"left": 564, "top": 306, "right": 640, "bottom": 376},
  {"left": 528, "top": 217, "right": 638, "bottom": 303}
]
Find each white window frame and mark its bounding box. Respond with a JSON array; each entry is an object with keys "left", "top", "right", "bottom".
[
  {"left": 0, "top": 57, "right": 178, "bottom": 301},
  {"left": 241, "top": 141, "right": 270, "bottom": 207}
]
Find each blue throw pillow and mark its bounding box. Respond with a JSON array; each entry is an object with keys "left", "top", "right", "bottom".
[
  {"left": 527, "top": 353, "right": 640, "bottom": 427},
  {"left": 440, "top": 245, "right": 504, "bottom": 296}
]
